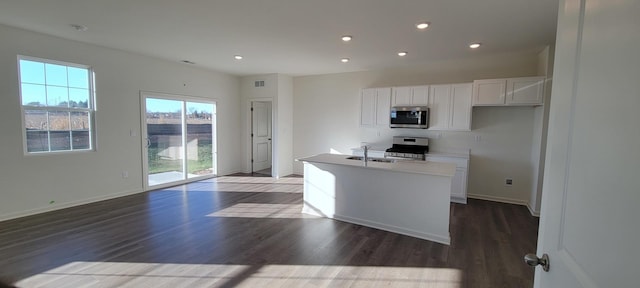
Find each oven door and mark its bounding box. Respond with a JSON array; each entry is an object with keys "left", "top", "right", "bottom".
[{"left": 390, "top": 107, "right": 429, "bottom": 128}]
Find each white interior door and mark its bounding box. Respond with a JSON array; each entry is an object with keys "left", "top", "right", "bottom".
[
  {"left": 251, "top": 101, "right": 272, "bottom": 172},
  {"left": 533, "top": 0, "right": 639, "bottom": 287}
]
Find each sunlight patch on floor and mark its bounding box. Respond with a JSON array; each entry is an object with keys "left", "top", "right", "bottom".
[
  {"left": 208, "top": 203, "right": 317, "bottom": 219},
  {"left": 185, "top": 176, "right": 304, "bottom": 193},
  {"left": 17, "top": 262, "right": 463, "bottom": 288},
  {"left": 210, "top": 176, "right": 303, "bottom": 185}
]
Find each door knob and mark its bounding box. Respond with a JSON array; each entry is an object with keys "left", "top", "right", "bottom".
[{"left": 524, "top": 253, "right": 550, "bottom": 272}]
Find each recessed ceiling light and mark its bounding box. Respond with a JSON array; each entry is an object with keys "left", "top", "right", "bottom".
[
  {"left": 234, "top": 55, "right": 243, "bottom": 60},
  {"left": 341, "top": 35, "right": 353, "bottom": 42},
  {"left": 341, "top": 58, "right": 350, "bottom": 63},
  {"left": 469, "top": 43, "right": 482, "bottom": 49},
  {"left": 398, "top": 51, "right": 408, "bottom": 57},
  {"left": 416, "top": 22, "right": 430, "bottom": 30},
  {"left": 70, "top": 24, "right": 88, "bottom": 31}
]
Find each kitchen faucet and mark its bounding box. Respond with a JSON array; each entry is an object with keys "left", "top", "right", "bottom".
[{"left": 361, "top": 144, "right": 370, "bottom": 164}]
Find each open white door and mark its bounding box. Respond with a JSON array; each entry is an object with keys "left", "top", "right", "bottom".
[
  {"left": 532, "top": 0, "right": 639, "bottom": 287},
  {"left": 251, "top": 101, "right": 272, "bottom": 173}
]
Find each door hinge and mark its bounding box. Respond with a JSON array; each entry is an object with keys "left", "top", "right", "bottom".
[
  {"left": 251, "top": 107, "right": 254, "bottom": 111},
  {"left": 251, "top": 159, "right": 254, "bottom": 163},
  {"left": 251, "top": 133, "right": 254, "bottom": 137}
]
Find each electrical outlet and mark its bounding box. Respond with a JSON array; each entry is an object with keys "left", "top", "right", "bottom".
[
  {"left": 474, "top": 135, "right": 481, "bottom": 142},
  {"left": 505, "top": 178, "right": 513, "bottom": 186},
  {"left": 122, "top": 171, "right": 129, "bottom": 178}
]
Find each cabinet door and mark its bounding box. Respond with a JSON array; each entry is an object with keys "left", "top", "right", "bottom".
[
  {"left": 428, "top": 84, "right": 451, "bottom": 130},
  {"left": 360, "top": 88, "right": 376, "bottom": 126},
  {"left": 375, "top": 88, "right": 391, "bottom": 126},
  {"left": 505, "top": 76, "right": 545, "bottom": 105},
  {"left": 392, "top": 87, "right": 412, "bottom": 106},
  {"left": 449, "top": 83, "right": 473, "bottom": 131},
  {"left": 473, "top": 79, "right": 506, "bottom": 106},
  {"left": 411, "top": 86, "right": 429, "bottom": 106},
  {"left": 451, "top": 168, "right": 467, "bottom": 202}
]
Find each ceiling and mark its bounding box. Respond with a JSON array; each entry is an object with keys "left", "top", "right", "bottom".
[{"left": 0, "top": 0, "right": 559, "bottom": 76}]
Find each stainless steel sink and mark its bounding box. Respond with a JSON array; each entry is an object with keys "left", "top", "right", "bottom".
[{"left": 346, "top": 156, "right": 396, "bottom": 163}]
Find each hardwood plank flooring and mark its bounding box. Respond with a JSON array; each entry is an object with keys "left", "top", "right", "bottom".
[{"left": 0, "top": 175, "right": 538, "bottom": 287}]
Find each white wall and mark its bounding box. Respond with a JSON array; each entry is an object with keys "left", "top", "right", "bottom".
[
  {"left": 529, "top": 46, "right": 555, "bottom": 215},
  {"left": 240, "top": 74, "right": 294, "bottom": 177},
  {"left": 240, "top": 74, "right": 278, "bottom": 173},
  {"left": 0, "top": 24, "right": 241, "bottom": 221},
  {"left": 275, "top": 75, "right": 294, "bottom": 177},
  {"left": 293, "top": 49, "right": 543, "bottom": 204}
]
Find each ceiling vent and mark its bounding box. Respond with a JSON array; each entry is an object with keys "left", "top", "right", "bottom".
[{"left": 254, "top": 80, "right": 265, "bottom": 87}]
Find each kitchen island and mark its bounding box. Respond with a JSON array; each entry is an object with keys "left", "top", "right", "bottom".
[{"left": 298, "top": 153, "right": 456, "bottom": 245}]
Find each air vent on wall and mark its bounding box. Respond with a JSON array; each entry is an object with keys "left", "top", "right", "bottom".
[{"left": 254, "top": 80, "right": 265, "bottom": 87}]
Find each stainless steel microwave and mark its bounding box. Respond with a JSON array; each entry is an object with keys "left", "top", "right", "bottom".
[{"left": 390, "top": 106, "right": 429, "bottom": 129}]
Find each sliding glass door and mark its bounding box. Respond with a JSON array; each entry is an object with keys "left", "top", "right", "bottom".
[{"left": 142, "top": 93, "right": 216, "bottom": 188}]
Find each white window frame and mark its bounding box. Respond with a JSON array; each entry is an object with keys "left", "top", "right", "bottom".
[{"left": 18, "top": 55, "right": 97, "bottom": 155}]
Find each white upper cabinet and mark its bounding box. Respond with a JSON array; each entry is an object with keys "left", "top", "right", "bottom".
[
  {"left": 472, "top": 79, "right": 506, "bottom": 106},
  {"left": 392, "top": 85, "right": 429, "bottom": 106},
  {"left": 506, "top": 77, "right": 545, "bottom": 105},
  {"left": 428, "top": 85, "right": 451, "bottom": 130},
  {"left": 473, "top": 76, "right": 545, "bottom": 106},
  {"left": 449, "top": 83, "right": 473, "bottom": 130},
  {"left": 429, "top": 83, "right": 473, "bottom": 131},
  {"left": 360, "top": 88, "right": 376, "bottom": 126},
  {"left": 360, "top": 87, "right": 391, "bottom": 127}
]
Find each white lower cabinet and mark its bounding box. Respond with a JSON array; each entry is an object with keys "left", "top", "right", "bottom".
[{"left": 426, "top": 155, "right": 469, "bottom": 204}]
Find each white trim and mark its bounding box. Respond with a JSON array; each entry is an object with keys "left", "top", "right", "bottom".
[
  {"left": 246, "top": 98, "right": 275, "bottom": 177},
  {"left": 0, "top": 189, "right": 144, "bottom": 222},
  {"left": 140, "top": 91, "right": 217, "bottom": 191},
  {"left": 302, "top": 204, "right": 450, "bottom": 245},
  {"left": 526, "top": 202, "right": 541, "bottom": 217},
  {"left": 17, "top": 55, "right": 96, "bottom": 155},
  {"left": 334, "top": 214, "right": 451, "bottom": 245},
  {"left": 467, "top": 193, "right": 528, "bottom": 206},
  {"left": 451, "top": 197, "right": 467, "bottom": 204}
]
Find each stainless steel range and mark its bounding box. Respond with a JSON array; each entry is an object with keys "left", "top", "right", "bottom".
[{"left": 385, "top": 136, "right": 429, "bottom": 160}]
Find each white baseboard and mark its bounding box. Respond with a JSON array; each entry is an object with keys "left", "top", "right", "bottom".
[
  {"left": 467, "top": 193, "right": 528, "bottom": 206},
  {"left": 467, "top": 194, "right": 540, "bottom": 217},
  {"left": 0, "top": 188, "right": 144, "bottom": 222},
  {"left": 334, "top": 214, "right": 451, "bottom": 246},
  {"left": 526, "top": 203, "right": 541, "bottom": 217}
]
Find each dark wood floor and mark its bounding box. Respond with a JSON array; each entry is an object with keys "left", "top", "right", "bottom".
[{"left": 0, "top": 175, "right": 538, "bottom": 287}]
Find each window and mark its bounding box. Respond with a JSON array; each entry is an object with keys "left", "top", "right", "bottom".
[{"left": 18, "top": 56, "right": 95, "bottom": 153}]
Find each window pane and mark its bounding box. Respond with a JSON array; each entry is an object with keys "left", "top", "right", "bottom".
[
  {"left": 21, "top": 84, "right": 46, "bottom": 106},
  {"left": 45, "top": 63, "right": 68, "bottom": 86},
  {"left": 26, "top": 131, "right": 49, "bottom": 152},
  {"left": 67, "top": 67, "right": 89, "bottom": 89},
  {"left": 19, "top": 60, "right": 45, "bottom": 84},
  {"left": 49, "top": 111, "right": 70, "bottom": 131},
  {"left": 50, "top": 131, "right": 71, "bottom": 151},
  {"left": 46, "top": 86, "right": 69, "bottom": 107},
  {"left": 186, "top": 102, "right": 214, "bottom": 177},
  {"left": 69, "top": 88, "right": 89, "bottom": 108},
  {"left": 71, "top": 131, "right": 90, "bottom": 150},
  {"left": 24, "top": 110, "right": 48, "bottom": 130},
  {"left": 70, "top": 112, "right": 89, "bottom": 130}
]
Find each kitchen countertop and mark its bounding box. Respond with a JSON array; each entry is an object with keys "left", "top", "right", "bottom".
[{"left": 297, "top": 153, "right": 455, "bottom": 177}]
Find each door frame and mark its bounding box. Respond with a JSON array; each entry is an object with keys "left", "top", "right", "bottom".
[
  {"left": 140, "top": 91, "right": 218, "bottom": 191},
  {"left": 246, "top": 98, "right": 275, "bottom": 177}
]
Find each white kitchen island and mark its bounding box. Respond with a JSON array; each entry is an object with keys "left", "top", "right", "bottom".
[{"left": 298, "top": 153, "right": 456, "bottom": 245}]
